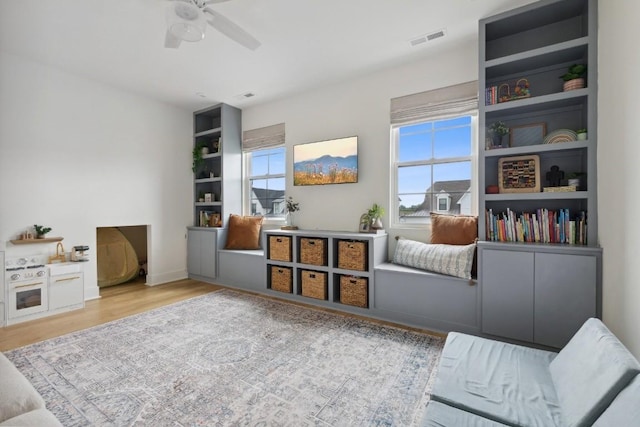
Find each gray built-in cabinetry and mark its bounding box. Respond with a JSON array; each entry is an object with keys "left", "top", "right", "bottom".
[
  {"left": 264, "top": 229, "right": 388, "bottom": 314},
  {"left": 478, "top": 0, "right": 601, "bottom": 348},
  {"left": 187, "top": 103, "right": 242, "bottom": 281}
]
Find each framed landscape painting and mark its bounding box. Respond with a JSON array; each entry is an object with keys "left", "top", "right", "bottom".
[{"left": 293, "top": 136, "right": 358, "bottom": 186}]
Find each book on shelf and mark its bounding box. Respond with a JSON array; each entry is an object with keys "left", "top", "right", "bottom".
[
  {"left": 485, "top": 86, "right": 498, "bottom": 106},
  {"left": 485, "top": 208, "right": 587, "bottom": 245}
]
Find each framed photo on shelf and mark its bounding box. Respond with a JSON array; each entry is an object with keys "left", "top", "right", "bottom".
[
  {"left": 358, "top": 214, "right": 370, "bottom": 233},
  {"left": 498, "top": 155, "right": 541, "bottom": 193},
  {"left": 509, "top": 122, "right": 546, "bottom": 147}
]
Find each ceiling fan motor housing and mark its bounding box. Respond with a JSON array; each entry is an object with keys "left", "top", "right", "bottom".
[{"left": 167, "top": 1, "right": 206, "bottom": 42}]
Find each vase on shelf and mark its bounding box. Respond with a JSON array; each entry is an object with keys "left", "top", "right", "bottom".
[{"left": 286, "top": 212, "right": 295, "bottom": 227}]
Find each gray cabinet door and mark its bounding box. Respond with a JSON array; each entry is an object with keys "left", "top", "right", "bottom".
[
  {"left": 534, "top": 253, "right": 597, "bottom": 348},
  {"left": 481, "top": 249, "right": 534, "bottom": 342},
  {"left": 187, "top": 229, "right": 217, "bottom": 279}
]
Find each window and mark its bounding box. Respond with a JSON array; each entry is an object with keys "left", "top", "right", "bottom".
[
  {"left": 392, "top": 115, "right": 476, "bottom": 225},
  {"left": 244, "top": 147, "right": 286, "bottom": 217}
]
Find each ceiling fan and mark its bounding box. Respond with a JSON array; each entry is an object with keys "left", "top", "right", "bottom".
[{"left": 164, "top": 0, "right": 261, "bottom": 50}]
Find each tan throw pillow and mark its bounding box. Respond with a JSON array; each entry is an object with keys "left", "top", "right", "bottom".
[
  {"left": 430, "top": 212, "right": 478, "bottom": 245},
  {"left": 224, "top": 214, "right": 264, "bottom": 249}
]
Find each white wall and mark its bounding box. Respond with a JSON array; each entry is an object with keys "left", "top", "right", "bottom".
[
  {"left": 243, "top": 41, "right": 478, "bottom": 251},
  {"left": 598, "top": 1, "right": 640, "bottom": 358},
  {"left": 0, "top": 52, "right": 193, "bottom": 298}
]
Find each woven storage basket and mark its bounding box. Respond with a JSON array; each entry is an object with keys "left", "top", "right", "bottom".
[
  {"left": 300, "top": 238, "right": 328, "bottom": 266},
  {"left": 270, "top": 266, "right": 292, "bottom": 293},
  {"left": 339, "top": 275, "right": 368, "bottom": 308},
  {"left": 337, "top": 240, "right": 367, "bottom": 271},
  {"left": 269, "top": 236, "right": 292, "bottom": 262},
  {"left": 300, "top": 270, "right": 328, "bottom": 300}
]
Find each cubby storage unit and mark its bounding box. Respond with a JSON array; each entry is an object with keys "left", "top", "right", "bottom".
[
  {"left": 263, "top": 229, "right": 387, "bottom": 313},
  {"left": 188, "top": 103, "right": 242, "bottom": 281},
  {"left": 478, "top": 0, "right": 602, "bottom": 347}
]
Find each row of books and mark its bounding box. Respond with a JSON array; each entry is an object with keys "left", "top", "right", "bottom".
[
  {"left": 485, "top": 208, "right": 587, "bottom": 245},
  {"left": 485, "top": 86, "right": 499, "bottom": 106}
]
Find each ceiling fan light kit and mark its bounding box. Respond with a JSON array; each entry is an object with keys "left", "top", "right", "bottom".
[{"left": 164, "top": 0, "right": 260, "bottom": 50}]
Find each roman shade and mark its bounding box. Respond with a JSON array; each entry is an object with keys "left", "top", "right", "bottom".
[
  {"left": 390, "top": 81, "right": 478, "bottom": 125},
  {"left": 242, "top": 123, "right": 285, "bottom": 152}
]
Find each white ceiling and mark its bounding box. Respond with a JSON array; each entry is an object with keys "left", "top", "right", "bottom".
[{"left": 0, "top": 0, "right": 537, "bottom": 111}]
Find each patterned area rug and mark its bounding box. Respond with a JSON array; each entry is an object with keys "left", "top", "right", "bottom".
[{"left": 6, "top": 290, "right": 443, "bottom": 426}]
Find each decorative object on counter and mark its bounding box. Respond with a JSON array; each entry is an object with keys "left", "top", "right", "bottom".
[
  {"left": 498, "top": 78, "right": 530, "bottom": 103},
  {"left": 498, "top": 155, "right": 541, "bottom": 194},
  {"left": 368, "top": 203, "right": 385, "bottom": 230},
  {"left": 576, "top": 129, "right": 588, "bottom": 140},
  {"left": 567, "top": 172, "right": 586, "bottom": 190},
  {"left": 282, "top": 196, "right": 300, "bottom": 230},
  {"left": 359, "top": 213, "right": 371, "bottom": 232},
  {"left": 488, "top": 121, "right": 509, "bottom": 148},
  {"left": 204, "top": 193, "right": 212, "bottom": 202},
  {"left": 71, "top": 245, "right": 90, "bottom": 262},
  {"left": 34, "top": 224, "right": 52, "bottom": 239},
  {"left": 543, "top": 129, "right": 577, "bottom": 144},
  {"left": 49, "top": 242, "right": 66, "bottom": 263},
  {"left": 510, "top": 122, "right": 546, "bottom": 147},
  {"left": 546, "top": 165, "right": 565, "bottom": 187},
  {"left": 560, "top": 64, "right": 586, "bottom": 91}
]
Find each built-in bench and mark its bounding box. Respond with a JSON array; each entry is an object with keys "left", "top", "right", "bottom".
[
  {"left": 217, "top": 249, "right": 265, "bottom": 291},
  {"left": 373, "top": 263, "right": 480, "bottom": 334}
]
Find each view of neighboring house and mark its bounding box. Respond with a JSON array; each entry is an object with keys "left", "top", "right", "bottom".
[
  {"left": 250, "top": 188, "right": 285, "bottom": 216},
  {"left": 401, "top": 179, "right": 471, "bottom": 218}
]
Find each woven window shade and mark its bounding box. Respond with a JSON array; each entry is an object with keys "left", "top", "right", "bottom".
[
  {"left": 242, "top": 123, "right": 285, "bottom": 152},
  {"left": 390, "top": 81, "right": 478, "bottom": 125}
]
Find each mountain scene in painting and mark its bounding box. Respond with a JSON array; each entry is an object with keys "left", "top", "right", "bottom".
[{"left": 293, "top": 136, "right": 358, "bottom": 186}]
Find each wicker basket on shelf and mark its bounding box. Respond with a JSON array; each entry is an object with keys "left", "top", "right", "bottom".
[
  {"left": 337, "top": 240, "right": 367, "bottom": 271},
  {"left": 339, "top": 275, "right": 368, "bottom": 308},
  {"left": 300, "top": 238, "right": 327, "bottom": 266},
  {"left": 270, "top": 266, "right": 292, "bottom": 293},
  {"left": 269, "top": 236, "right": 291, "bottom": 262},
  {"left": 301, "top": 270, "right": 328, "bottom": 300}
]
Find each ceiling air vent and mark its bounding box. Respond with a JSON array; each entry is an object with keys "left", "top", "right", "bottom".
[{"left": 409, "top": 28, "right": 447, "bottom": 47}]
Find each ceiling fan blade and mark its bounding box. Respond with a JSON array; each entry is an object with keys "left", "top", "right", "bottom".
[
  {"left": 203, "top": 0, "right": 232, "bottom": 4},
  {"left": 204, "top": 8, "right": 261, "bottom": 51},
  {"left": 164, "top": 30, "right": 183, "bottom": 48}
]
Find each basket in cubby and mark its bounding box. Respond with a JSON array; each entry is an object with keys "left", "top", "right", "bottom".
[
  {"left": 270, "top": 266, "right": 292, "bottom": 293},
  {"left": 337, "top": 240, "right": 367, "bottom": 271},
  {"left": 339, "top": 275, "right": 368, "bottom": 308},
  {"left": 268, "top": 236, "right": 292, "bottom": 262},
  {"left": 301, "top": 270, "right": 328, "bottom": 300},
  {"left": 300, "top": 237, "right": 327, "bottom": 266},
  {"left": 498, "top": 78, "right": 531, "bottom": 103}
]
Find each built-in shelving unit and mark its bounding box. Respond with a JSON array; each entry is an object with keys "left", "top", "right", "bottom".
[{"left": 477, "top": 0, "right": 601, "bottom": 349}]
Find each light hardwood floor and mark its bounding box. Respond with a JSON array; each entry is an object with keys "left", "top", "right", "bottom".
[{"left": 0, "top": 278, "right": 223, "bottom": 351}]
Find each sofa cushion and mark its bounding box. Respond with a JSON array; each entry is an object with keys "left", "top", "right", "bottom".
[
  {"left": 593, "top": 374, "right": 640, "bottom": 426},
  {"left": 430, "top": 332, "right": 562, "bottom": 426},
  {"left": 549, "top": 318, "right": 640, "bottom": 427},
  {"left": 393, "top": 238, "right": 475, "bottom": 280},
  {"left": 419, "top": 401, "right": 509, "bottom": 427},
  {"left": 224, "top": 214, "right": 263, "bottom": 250},
  {"left": 0, "top": 352, "right": 45, "bottom": 423},
  {"left": 0, "top": 408, "right": 62, "bottom": 427}
]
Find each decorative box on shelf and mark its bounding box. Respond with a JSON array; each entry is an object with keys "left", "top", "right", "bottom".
[{"left": 543, "top": 186, "right": 577, "bottom": 193}]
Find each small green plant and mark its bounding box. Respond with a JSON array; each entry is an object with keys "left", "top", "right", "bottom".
[
  {"left": 34, "top": 224, "right": 52, "bottom": 237},
  {"left": 367, "top": 203, "right": 385, "bottom": 220},
  {"left": 285, "top": 196, "right": 299, "bottom": 213},
  {"left": 489, "top": 121, "right": 509, "bottom": 136},
  {"left": 567, "top": 172, "right": 586, "bottom": 179},
  {"left": 576, "top": 128, "right": 587, "bottom": 134},
  {"left": 192, "top": 143, "right": 207, "bottom": 173},
  {"left": 560, "top": 64, "right": 587, "bottom": 81}
]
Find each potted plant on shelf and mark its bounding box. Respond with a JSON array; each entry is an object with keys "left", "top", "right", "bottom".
[
  {"left": 283, "top": 196, "right": 300, "bottom": 229},
  {"left": 567, "top": 172, "right": 586, "bottom": 190},
  {"left": 560, "top": 64, "right": 587, "bottom": 91},
  {"left": 488, "top": 121, "right": 509, "bottom": 148},
  {"left": 368, "top": 203, "right": 385, "bottom": 229},
  {"left": 192, "top": 143, "right": 208, "bottom": 173},
  {"left": 576, "top": 128, "right": 588, "bottom": 140},
  {"left": 34, "top": 224, "right": 52, "bottom": 239}
]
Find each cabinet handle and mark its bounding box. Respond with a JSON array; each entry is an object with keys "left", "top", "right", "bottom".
[
  {"left": 55, "top": 276, "right": 80, "bottom": 283},
  {"left": 15, "top": 282, "right": 44, "bottom": 289}
]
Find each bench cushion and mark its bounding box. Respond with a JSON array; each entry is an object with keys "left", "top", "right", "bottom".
[
  {"left": 419, "top": 401, "right": 508, "bottom": 427},
  {"left": 593, "top": 374, "right": 640, "bottom": 426},
  {"left": 431, "top": 332, "right": 562, "bottom": 426},
  {"left": 549, "top": 318, "right": 640, "bottom": 427}
]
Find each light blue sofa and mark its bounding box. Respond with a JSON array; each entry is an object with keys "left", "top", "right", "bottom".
[{"left": 422, "top": 318, "right": 640, "bottom": 426}]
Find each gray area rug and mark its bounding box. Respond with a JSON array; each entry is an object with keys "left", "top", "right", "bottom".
[{"left": 6, "top": 290, "right": 443, "bottom": 426}]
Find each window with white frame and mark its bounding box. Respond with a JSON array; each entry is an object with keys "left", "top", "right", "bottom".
[
  {"left": 245, "top": 147, "right": 286, "bottom": 217},
  {"left": 242, "top": 123, "right": 286, "bottom": 218},
  {"left": 392, "top": 114, "right": 476, "bottom": 225}
]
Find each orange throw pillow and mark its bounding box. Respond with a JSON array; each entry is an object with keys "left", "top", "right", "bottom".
[
  {"left": 430, "top": 212, "right": 478, "bottom": 245},
  {"left": 224, "top": 214, "right": 264, "bottom": 250}
]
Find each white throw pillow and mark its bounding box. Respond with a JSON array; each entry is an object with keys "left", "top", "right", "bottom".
[{"left": 393, "top": 238, "right": 475, "bottom": 280}]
